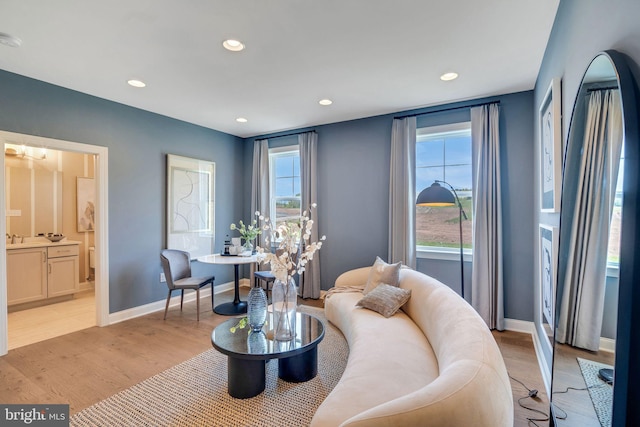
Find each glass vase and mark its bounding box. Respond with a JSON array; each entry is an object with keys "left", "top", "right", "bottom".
[
  {"left": 247, "top": 330, "right": 267, "bottom": 354},
  {"left": 243, "top": 240, "right": 254, "bottom": 254},
  {"left": 247, "top": 285, "right": 267, "bottom": 332},
  {"left": 272, "top": 276, "right": 297, "bottom": 341}
]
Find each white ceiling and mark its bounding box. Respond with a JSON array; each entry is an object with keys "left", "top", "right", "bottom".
[{"left": 0, "top": 1, "right": 559, "bottom": 138}]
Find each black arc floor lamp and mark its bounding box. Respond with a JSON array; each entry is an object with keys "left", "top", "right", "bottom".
[{"left": 416, "top": 180, "right": 468, "bottom": 299}]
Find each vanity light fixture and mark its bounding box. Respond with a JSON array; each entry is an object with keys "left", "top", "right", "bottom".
[
  {"left": 319, "top": 99, "right": 333, "bottom": 106},
  {"left": 4, "top": 145, "right": 46, "bottom": 160},
  {"left": 0, "top": 32, "right": 22, "bottom": 48},
  {"left": 127, "top": 79, "right": 146, "bottom": 88},
  {"left": 236, "top": 117, "right": 248, "bottom": 123},
  {"left": 440, "top": 72, "right": 459, "bottom": 81},
  {"left": 223, "top": 39, "right": 245, "bottom": 52}
]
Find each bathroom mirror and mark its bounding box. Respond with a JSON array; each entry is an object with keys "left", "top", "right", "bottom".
[
  {"left": 550, "top": 50, "right": 639, "bottom": 427},
  {"left": 4, "top": 148, "right": 63, "bottom": 238}
]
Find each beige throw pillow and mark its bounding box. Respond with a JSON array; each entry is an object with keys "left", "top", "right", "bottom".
[
  {"left": 363, "top": 256, "right": 401, "bottom": 295},
  {"left": 356, "top": 284, "right": 411, "bottom": 318}
]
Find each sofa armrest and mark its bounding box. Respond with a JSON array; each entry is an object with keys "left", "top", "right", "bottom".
[{"left": 334, "top": 267, "right": 371, "bottom": 288}]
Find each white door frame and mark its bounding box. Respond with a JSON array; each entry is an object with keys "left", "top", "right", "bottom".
[{"left": 0, "top": 131, "right": 109, "bottom": 356}]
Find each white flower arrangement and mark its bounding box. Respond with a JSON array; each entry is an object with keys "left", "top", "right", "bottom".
[
  {"left": 229, "top": 219, "right": 261, "bottom": 242},
  {"left": 254, "top": 203, "right": 326, "bottom": 283}
]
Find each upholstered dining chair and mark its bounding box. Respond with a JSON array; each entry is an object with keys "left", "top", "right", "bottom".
[{"left": 160, "top": 249, "right": 215, "bottom": 321}]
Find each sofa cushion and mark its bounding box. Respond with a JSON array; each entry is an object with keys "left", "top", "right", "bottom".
[
  {"left": 363, "top": 257, "right": 401, "bottom": 294},
  {"left": 356, "top": 284, "right": 411, "bottom": 317}
]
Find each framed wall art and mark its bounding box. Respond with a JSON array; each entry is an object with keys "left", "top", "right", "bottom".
[
  {"left": 540, "top": 78, "right": 562, "bottom": 212},
  {"left": 77, "top": 177, "right": 95, "bottom": 232},
  {"left": 166, "top": 154, "right": 215, "bottom": 259},
  {"left": 539, "top": 224, "right": 558, "bottom": 329}
]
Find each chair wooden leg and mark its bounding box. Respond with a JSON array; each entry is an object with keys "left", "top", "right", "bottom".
[
  {"left": 164, "top": 290, "right": 172, "bottom": 320},
  {"left": 196, "top": 288, "right": 200, "bottom": 321},
  {"left": 180, "top": 290, "right": 184, "bottom": 311}
]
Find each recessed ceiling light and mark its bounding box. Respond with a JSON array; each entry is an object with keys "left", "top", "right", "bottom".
[
  {"left": 0, "top": 32, "right": 22, "bottom": 48},
  {"left": 127, "top": 79, "right": 146, "bottom": 88},
  {"left": 319, "top": 99, "right": 333, "bottom": 106},
  {"left": 236, "top": 117, "right": 248, "bottom": 123},
  {"left": 440, "top": 72, "right": 459, "bottom": 81},
  {"left": 223, "top": 39, "right": 245, "bottom": 52}
]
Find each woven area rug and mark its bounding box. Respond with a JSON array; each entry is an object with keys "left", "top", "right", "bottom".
[
  {"left": 577, "top": 357, "right": 613, "bottom": 427},
  {"left": 71, "top": 306, "right": 348, "bottom": 427}
]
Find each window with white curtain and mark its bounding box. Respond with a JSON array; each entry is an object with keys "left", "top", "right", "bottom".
[
  {"left": 416, "top": 122, "right": 473, "bottom": 255},
  {"left": 608, "top": 140, "right": 624, "bottom": 268},
  {"left": 269, "top": 146, "right": 301, "bottom": 228}
]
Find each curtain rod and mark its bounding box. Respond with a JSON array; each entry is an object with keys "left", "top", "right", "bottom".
[
  {"left": 393, "top": 100, "right": 500, "bottom": 120},
  {"left": 256, "top": 130, "right": 316, "bottom": 141},
  {"left": 586, "top": 86, "right": 619, "bottom": 92}
]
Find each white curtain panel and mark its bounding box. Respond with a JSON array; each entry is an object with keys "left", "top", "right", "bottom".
[
  {"left": 251, "top": 139, "right": 270, "bottom": 278},
  {"left": 299, "top": 132, "right": 321, "bottom": 299},
  {"left": 471, "top": 104, "right": 504, "bottom": 330},
  {"left": 556, "top": 90, "right": 622, "bottom": 351},
  {"left": 388, "top": 117, "right": 417, "bottom": 268}
]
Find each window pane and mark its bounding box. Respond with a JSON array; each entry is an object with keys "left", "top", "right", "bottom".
[
  {"left": 417, "top": 139, "right": 444, "bottom": 167},
  {"left": 275, "top": 177, "right": 293, "bottom": 197},
  {"left": 415, "top": 123, "right": 472, "bottom": 251},
  {"left": 445, "top": 136, "right": 472, "bottom": 165},
  {"left": 608, "top": 156, "right": 624, "bottom": 264},
  {"left": 293, "top": 179, "right": 301, "bottom": 197},
  {"left": 275, "top": 198, "right": 301, "bottom": 220},
  {"left": 293, "top": 156, "right": 300, "bottom": 176},
  {"left": 275, "top": 156, "right": 294, "bottom": 178},
  {"left": 416, "top": 204, "right": 472, "bottom": 248},
  {"left": 416, "top": 166, "right": 443, "bottom": 194},
  {"left": 443, "top": 165, "right": 472, "bottom": 191}
]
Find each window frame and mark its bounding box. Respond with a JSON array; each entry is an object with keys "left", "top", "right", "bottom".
[
  {"left": 268, "top": 145, "right": 301, "bottom": 228},
  {"left": 415, "top": 121, "right": 473, "bottom": 259}
]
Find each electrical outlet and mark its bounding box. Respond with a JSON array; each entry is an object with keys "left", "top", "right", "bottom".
[{"left": 160, "top": 272, "right": 166, "bottom": 283}]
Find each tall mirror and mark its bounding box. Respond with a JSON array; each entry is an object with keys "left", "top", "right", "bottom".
[{"left": 551, "top": 51, "right": 639, "bottom": 427}]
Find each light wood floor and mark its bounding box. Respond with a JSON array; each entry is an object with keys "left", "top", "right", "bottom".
[
  {"left": 7, "top": 290, "right": 96, "bottom": 350},
  {"left": 0, "top": 288, "right": 549, "bottom": 425}
]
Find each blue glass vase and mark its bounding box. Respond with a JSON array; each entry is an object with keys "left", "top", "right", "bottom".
[{"left": 247, "top": 285, "right": 267, "bottom": 332}]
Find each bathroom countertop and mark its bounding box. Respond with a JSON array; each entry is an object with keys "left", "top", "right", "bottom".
[{"left": 6, "top": 239, "right": 82, "bottom": 250}]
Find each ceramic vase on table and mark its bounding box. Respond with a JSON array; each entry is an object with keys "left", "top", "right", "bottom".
[
  {"left": 247, "top": 285, "right": 267, "bottom": 331},
  {"left": 272, "top": 276, "right": 297, "bottom": 341}
]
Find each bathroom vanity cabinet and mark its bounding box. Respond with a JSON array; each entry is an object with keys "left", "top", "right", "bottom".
[{"left": 7, "top": 241, "right": 80, "bottom": 306}]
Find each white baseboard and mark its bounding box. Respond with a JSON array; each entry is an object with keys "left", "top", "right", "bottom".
[
  {"left": 504, "top": 318, "right": 551, "bottom": 396},
  {"left": 531, "top": 325, "right": 552, "bottom": 396},
  {"left": 108, "top": 280, "right": 235, "bottom": 325},
  {"left": 504, "top": 318, "right": 533, "bottom": 334},
  {"left": 503, "top": 318, "right": 614, "bottom": 396},
  {"left": 600, "top": 337, "right": 615, "bottom": 353}
]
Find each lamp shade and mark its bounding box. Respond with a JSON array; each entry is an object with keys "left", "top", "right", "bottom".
[{"left": 416, "top": 182, "right": 455, "bottom": 206}]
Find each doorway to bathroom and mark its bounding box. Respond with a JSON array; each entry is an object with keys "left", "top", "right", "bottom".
[
  {"left": 5, "top": 145, "right": 96, "bottom": 349},
  {"left": 0, "top": 131, "right": 110, "bottom": 355}
]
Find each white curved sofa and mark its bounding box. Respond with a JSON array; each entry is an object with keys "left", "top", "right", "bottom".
[{"left": 311, "top": 266, "right": 513, "bottom": 427}]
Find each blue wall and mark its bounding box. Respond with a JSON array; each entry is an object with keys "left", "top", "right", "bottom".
[
  {"left": 246, "top": 90, "right": 536, "bottom": 322},
  {"left": 534, "top": 0, "right": 640, "bottom": 423},
  {"left": 0, "top": 70, "right": 244, "bottom": 312}
]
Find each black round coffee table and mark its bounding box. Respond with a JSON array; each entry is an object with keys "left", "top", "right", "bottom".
[{"left": 211, "top": 311, "right": 325, "bottom": 398}]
